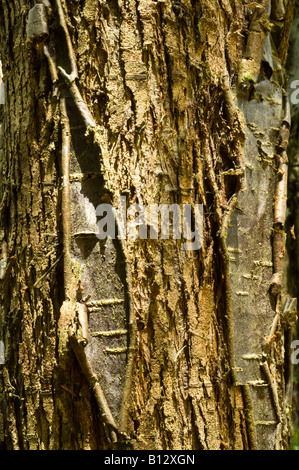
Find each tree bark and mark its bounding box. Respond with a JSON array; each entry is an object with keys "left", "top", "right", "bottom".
[{"left": 0, "top": 0, "right": 296, "bottom": 450}]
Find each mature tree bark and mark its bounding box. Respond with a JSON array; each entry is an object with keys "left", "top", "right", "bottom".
[{"left": 0, "top": 0, "right": 296, "bottom": 450}]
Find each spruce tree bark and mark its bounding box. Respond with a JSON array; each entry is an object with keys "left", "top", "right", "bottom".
[{"left": 0, "top": 0, "right": 296, "bottom": 450}]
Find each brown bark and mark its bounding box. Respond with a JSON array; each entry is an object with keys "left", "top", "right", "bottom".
[{"left": 0, "top": 0, "right": 296, "bottom": 450}]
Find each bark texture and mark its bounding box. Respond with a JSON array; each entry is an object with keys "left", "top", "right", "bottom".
[
  {"left": 0, "top": 0, "right": 296, "bottom": 450},
  {"left": 286, "top": 0, "right": 299, "bottom": 449}
]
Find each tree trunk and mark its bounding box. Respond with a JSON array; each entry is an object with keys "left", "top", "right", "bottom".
[{"left": 0, "top": 0, "right": 296, "bottom": 450}]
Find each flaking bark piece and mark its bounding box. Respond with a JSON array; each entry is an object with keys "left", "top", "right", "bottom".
[{"left": 27, "top": 4, "right": 49, "bottom": 43}]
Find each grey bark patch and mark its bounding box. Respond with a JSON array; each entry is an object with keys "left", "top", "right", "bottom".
[
  {"left": 67, "top": 97, "right": 131, "bottom": 423},
  {"left": 27, "top": 4, "right": 49, "bottom": 42},
  {"left": 226, "top": 77, "right": 285, "bottom": 449}
]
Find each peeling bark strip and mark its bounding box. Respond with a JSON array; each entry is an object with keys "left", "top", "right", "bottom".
[{"left": 239, "top": 0, "right": 272, "bottom": 84}]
